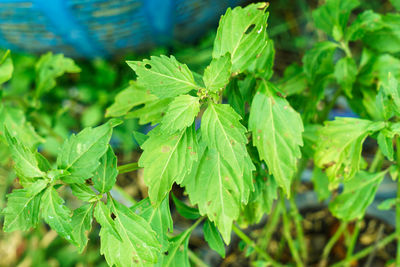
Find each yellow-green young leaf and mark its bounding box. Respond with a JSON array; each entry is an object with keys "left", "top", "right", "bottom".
[
  {"left": 203, "top": 219, "right": 226, "bottom": 258},
  {"left": 139, "top": 125, "right": 198, "bottom": 205},
  {"left": 127, "top": 55, "right": 199, "bottom": 99},
  {"left": 35, "top": 52, "right": 80, "bottom": 97},
  {"left": 71, "top": 204, "right": 94, "bottom": 253},
  {"left": 213, "top": 2, "right": 269, "bottom": 73},
  {"left": 3, "top": 179, "right": 47, "bottom": 232},
  {"left": 203, "top": 54, "right": 232, "bottom": 92},
  {"left": 315, "top": 118, "right": 385, "bottom": 183},
  {"left": 94, "top": 201, "right": 121, "bottom": 241},
  {"left": 131, "top": 197, "right": 173, "bottom": 251},
  {"left": 93, "top": 146, "right": 118, "bottom": 193},
  {"left": 329, "top": 171, "right": 385, "bottom": 221},
  {"left": 312, "top": 0, "right": 360, "bottom": 40},
  {"left": 4, "top": 127, "right": 45, "bottom": 179},
  {"left": 334, "top": 57, "right": 357, "bottom": 98},
  {"left": 0, "top": 50, "right": 13, "bottom": 85},
  {"left": 182, "top": 144, "right": 254, "bottom": 244},
  {"left": 57, "top": 120, "right": 120, "bottom": 184},
  {"left": 160, "top": 95, "right": 200, "bottom": 134},
  {"left": 377, "top": 131, "right": 394, "bottom": 161},
  {"left": 126, "top": 97, "right": 173, "bottom": 126},
  {"left": 249, "top": 81, "right": 303, "bottom": 195},
  {"left": 201, "top": 103, "right": 253, "bottom": 189},
  {"left": 98, "top": 199, "right": 160, "bottom": 267},
  {"left": 106, "top": 82, "right": 157, "bottom": 117},
  {"left": 41, "top": 187, "right": 77, "bottom": 245}
]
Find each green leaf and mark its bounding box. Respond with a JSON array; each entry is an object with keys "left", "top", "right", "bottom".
[
  {"left": 132, "top": 130, "right": 148, "bottom": 147},
  {"left": 241, "top": 171, "right": 278, "bottom": 225},
  {"left": 329, "top": 171, "right": 385, "bottom": 220},
  {"left": 4, "top": 127, "right": 45, "bottom": 179},
  {"left": 57, "top": 120, "right": 119, "bottom": 184},
  {"left": 226, "top": 79, "right": 245, "bottom": 117},
  {"left": 3, "top": 179, "right": 47, "bottom": 232},
  {"left": 334, "top": 57, "right": 357, "bottom": 98},
  {"left": 70, "top": 183, "right": 98, "bottom": 202},
  {"left": 381, "top": 72, "right": 400, "bottom": 115},
  {"left": 312, "top": 0, "right": 360, "bottom": 39},
  {"left": 363, "top": 13, "right": 400, "bottom": 53},
  {"left": 346, "top": 10, "right": 383, "bottom": 41},
  {"left": 311, "top": 167, "right": 330, "bottom": 201},
  {"left": 98, "top": 199, "right": 160, "bottom": 266},
  {"left": 126, "top": 97, "right": 173, "bottom": 125},
  {"left": 377, "top": 131, "right": 394, "bottom": 161},
  {"left": 315, "top": 118, "right": 385, "bottom": 183},
  {"left": 249, "top": 81, "right": 303, "bottom": 195},
  {"left": 203, "top": 219, "right": 226, "bottom": 258},
  {"left": 160, "top": 95, "right": 200, "bottom": 134},
  {"left": 213, "top": 3, "right": 269, "bottom": 73},
  {"left": 182, "top": 143, "right": 254, "bottom": 244},
  {"left": 247, "top": 39, "right": 275, "bottom": 79},
  {"left": 106, "top": 82, "right": 157, "bottom": 117},
  {"left": 203, "top": 53, "right": 232, "bottom": 92},
  {"left": 303, "top": 41, "right": 337, "bottom": 82},
  {"left": 93, "top": 146, "right": 118, "bottom": 193},
  {"left": 0, "top": 50, "right": 13, "bottom": 85},
  {"left": 0, "top": 104, "right": 44, "bottom": 149},
  {"left": 391, "top": 0, "right": 400, "bottom": 11},
  {"left": 378, "top": 198, "right": 396, "bottom": 210},
  {"left": 278, "top": 63, "right": 307, "bottom": 97},
  {"left": 131, "top": 197, "right": 173, "bottom": 251},
  {"left": 94, "top": 201, "right": 121, "bottom": 241},
  {"left": 171, "top": 193, "right": 200, "bottom": 220},
  {"left": 127, "top": 55, "right": 199, "bottom": 99},
  {"left": 156, "top": 227, "right": 194, "bottom": 267},
  {"left": 71, "top": 204, "right": 94, "bottom": 253},
  {"left": 41, "top": 187, "right": 76, "bottom": 245},
  {"left": 139, "top": 125, "right": 198, "bottom": 205},
  {"left": 201, "top": 102, "right": 253, "bottom": 185},
  {"left": 35, "top": 52, "right": 80, "bottom": 97}
]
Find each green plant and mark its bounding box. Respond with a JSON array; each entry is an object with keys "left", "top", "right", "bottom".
[{"left": 2, "top": 1, "right": 400, "bottom": 266}]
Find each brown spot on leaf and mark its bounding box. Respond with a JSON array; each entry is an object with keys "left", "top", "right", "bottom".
[{"left": 161, "top": 145, "right": 171, "bottom": 153}]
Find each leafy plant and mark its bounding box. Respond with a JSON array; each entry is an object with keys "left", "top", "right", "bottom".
[{"left": 2, "top": 1, "right": 400, "bottom": 266}]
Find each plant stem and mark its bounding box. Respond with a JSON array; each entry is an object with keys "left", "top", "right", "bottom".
[
  {"left": 232, "top": 224, "right": 283, "bottom": 267},
  {"left": 319, "top": 87, "right": 342, "bottom": 123},
  {"left": 331, "top": 232, "right": 397, "bottom": 267},
  {"left": 117, "top": 162, "right": 140, "bottom": 174},
  {"left": 368, "top": 149, "right": 383, "bottom": 173},
  {"left": 289, "top": 195, "right": 307, "bottom": 261},
  {"left": 339, "top": 41, "right": 352, "bottom": 58},
  {"left": 280, "top": 196, "right": 304, "bottom": 267},
  {"left": 188, "top": 249, "right": 209, "bottom": 267},
  {"left": 344, "top": 220, "right": 361, "bottom": 267},
  {"left": 318, "top": 222, "right": 347, "bottom": 267},
  {"left": 262, "top": 200, "right": 284, "bottom": 249}
]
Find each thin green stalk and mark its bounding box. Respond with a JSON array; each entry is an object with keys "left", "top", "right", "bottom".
[
  {"left": 262, "top": 200, "right": 284, "bottom": 248},
  {"left": 117, "top": 162, "right": 140, "bottom": 174},
  {"left": 319, "top": 88, "right": 342, "bottom": 123},
  {"left": 339, "top": 41, "right": 352, "bottom": 58},
  {"left": 396, "top": 137, "right": 400, "bottom": 266},
  {"left": 289, "top": 195, "right": 307, "bottom": 261},
  {"left": 331, "top": 232, "right": 397, "bottom": 267},
  {"left": 188, "top": 249, "right": 209, "bottom": 267},
  {"left": 368, "top": 149, "right": 383, "bottom": 173},
  {"left": 232, "top": 224, "right": 284, "bottom": 267},
  {"left": 318, "top": 222, "right": 348, "bottom": 267},
  {"left": 344, "top": 220, "right": 361, "bottom": 267},
  {"left": 280, "top": 196, "right": 304, "bottom": 267}
]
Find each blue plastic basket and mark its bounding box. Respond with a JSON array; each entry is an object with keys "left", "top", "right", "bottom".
[{"left": 0, "top": 0, "right": 243, "bottom": 58}]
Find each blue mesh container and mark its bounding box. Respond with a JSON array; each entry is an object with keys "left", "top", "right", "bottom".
[{"left": 0, "top": 0, "right": 243, "bottom": 58}]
